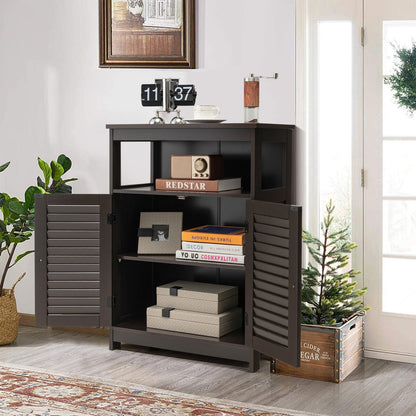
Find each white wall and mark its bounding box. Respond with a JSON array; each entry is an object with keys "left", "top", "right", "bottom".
[{"left": 0, "top": 0, "right": 295, "bottom": 314}]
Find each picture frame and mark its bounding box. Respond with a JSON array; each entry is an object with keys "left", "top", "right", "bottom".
[
  {"left": 137, "top": 212, "right": 183, "bottom": 254},
  {"left": 99, "top": 0, "right": 195, "bottom": 68}
]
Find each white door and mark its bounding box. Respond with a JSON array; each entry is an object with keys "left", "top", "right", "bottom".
[{"left": 364, "top": 0, "right": 416, "bottom": 362}]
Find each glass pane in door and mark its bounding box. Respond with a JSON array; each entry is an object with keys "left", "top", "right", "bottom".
[
  {"left": 382, "top": 21, "right": 416, "bottom": 315},
  {"left": 318, "top": 21, "right": 352, "bottom": 228},
  {"left": 383, "top": 21, "right": 416, "bottom": 137},
  {"left": 383, "top": 200, "right": 416, "bottom": 256},
  {"left": 383, "top": 141, "right": 416, "bottom": 196},
  {"left": 383, "top": 257, "right": 416, "bottom": 315}
]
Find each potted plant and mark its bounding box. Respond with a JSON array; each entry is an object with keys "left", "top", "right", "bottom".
[
  {"left": 272, "top": 200, "right": 368, "bottom": 382},
  {"left": 0, "top": 155, "right": 76, "bottom": 345}
]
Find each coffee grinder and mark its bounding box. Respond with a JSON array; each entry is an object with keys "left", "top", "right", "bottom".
[{"left": 244, "top": 73, "right": 278, "bottom": 122}]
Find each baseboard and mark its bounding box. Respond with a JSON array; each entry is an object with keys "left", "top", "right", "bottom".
[
  {"left": 365, "top": 348, "right": 416, "bottom": 364},
  {"left": 19, "top": 313, "right": 36, "bottom": 327},
  {"left": 52, "top": 326, "right": 109, "bottom": 336},
  {"left": 18, "top": 313, "right": 109, "bottom": 337}
]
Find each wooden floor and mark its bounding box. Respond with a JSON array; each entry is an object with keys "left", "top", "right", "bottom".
[{"left": 1, "top": 326, "right": 415, "bottom": 416}]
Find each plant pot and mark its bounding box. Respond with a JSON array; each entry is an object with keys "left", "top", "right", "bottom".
[
  {"left": 0, "top": 289, "right": 20, "bottom": 345},
  {"left": 271, "top": 313, "right": 364, "bottom": 383}
]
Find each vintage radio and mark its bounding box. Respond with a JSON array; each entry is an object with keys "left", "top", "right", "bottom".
[{"left": 170, "top": 155, "right": 224, "bottom": 179}]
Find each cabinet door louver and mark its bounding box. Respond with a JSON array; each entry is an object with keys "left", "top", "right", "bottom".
[
  {"left": 35, "top": 194, "right": 111, "bottom": 328},
  {"left": 246, "top": 200, "right": 301, "bottom": 367}
]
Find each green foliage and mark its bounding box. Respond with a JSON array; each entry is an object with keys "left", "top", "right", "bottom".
[
  {"left": 301, "top": 200, "right": 368, "bottom": 326},
  {"left": 0, "top": 155, "right": 77, "bottom": 294},
  {"left": 385, "top": 43, "right": 416, "bottom": 114},
  {"left": 0, "top": 162, "right": 10, "bottom": 173},
  {"left": 37, "top": 154, "right": 77, "bottom": 194},
  {"left": 57, "top": 154, "right": 72, "bottom": 173}
]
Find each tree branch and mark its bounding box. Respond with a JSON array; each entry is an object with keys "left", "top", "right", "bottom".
[
  {"left": 0, "top": 209, "right": 30, "bottom": 293},
  {"left": 317, "top": 217, "right": 329, "bottom": 325},
  {"left": 0, "top": 242, "right": 18, "bottom": 293}
]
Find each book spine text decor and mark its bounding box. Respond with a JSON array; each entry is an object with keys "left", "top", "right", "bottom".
[
  {"left": 181, "top": 225, "right": 246, "bottom": 245},
  {"left": 181, "top": 241, "right": 244, "bottom": 255},
  {"left": 176, "top": 250, "right": 245, "bottom": 265},
  {"left": 155, "top": 178, "right": 241, "bottom": 192},
  {"left": 181, "top": 231, "right": 245, "bottom": 245}
]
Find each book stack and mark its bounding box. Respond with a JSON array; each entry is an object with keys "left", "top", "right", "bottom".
[
  {"left": 146, "top": 280, "right": 242, "bottom": 338},
  {"left": 176, "top": 225, "right": 246, "bottom": 265}
]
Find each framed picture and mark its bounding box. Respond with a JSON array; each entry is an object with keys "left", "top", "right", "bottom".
[
  {"left": 137, "top": 212, "right": 183, "bottom": 254},
  {"left": 99, "top": 0, "right": 195, "bottom": 68}
]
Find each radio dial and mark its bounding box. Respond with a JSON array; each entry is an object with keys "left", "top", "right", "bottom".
[{"left": 194, "top": 158, "right": 208, "bottom": 173}]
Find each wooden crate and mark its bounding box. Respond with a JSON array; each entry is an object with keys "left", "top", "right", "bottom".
[{"left": 271, "top": 314, "right": 364, "bottom": 383}]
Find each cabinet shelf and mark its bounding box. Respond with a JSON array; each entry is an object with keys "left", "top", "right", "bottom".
[
  {"left": 112, "top": 316, "right": 251, "bottom": 364},
  {"left": 115, "top": 316, "right": 245, "bottom": 346},
  {"left": 112, "top": 185, "right": 251, "bottom": 199},
  {"left": 118, "top": 253, "right": 245, "bottom": 270}
]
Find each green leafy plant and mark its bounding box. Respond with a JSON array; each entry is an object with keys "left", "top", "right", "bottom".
[
  {"left": 301, "top": 200, "right": 368, "bottom": 325},
  {"left": 385, "top": 43, "right": 416, "bottom": 114},
  {"left": 37, "top": 154, "right": 77, "bottom": 193},
  {"left": 0, "top": 155, "right": 76, "bottom": 294}
]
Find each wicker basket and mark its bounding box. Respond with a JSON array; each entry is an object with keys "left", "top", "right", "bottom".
[{"left": 0, "top": 289, "right": 20, "bottom": 345}]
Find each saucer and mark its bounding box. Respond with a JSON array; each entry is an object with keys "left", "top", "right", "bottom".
[{"left": 186, "top": 119, "right": 226, "bottom": 124}]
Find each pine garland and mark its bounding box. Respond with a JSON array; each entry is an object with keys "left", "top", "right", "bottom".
[
  {"left": 385, "top": 43, "right": 416, "bottom": 114},
  {"left": 301, "top": 200, "right": 368, "bottom": 325}
]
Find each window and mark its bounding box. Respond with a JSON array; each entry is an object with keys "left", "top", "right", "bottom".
[{"left": 144, "top": 0, "right": 182, "bottom": 28}]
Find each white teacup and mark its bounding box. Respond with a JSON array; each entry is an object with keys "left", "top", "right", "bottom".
[{"left": 194, "top": 105, "right": 220, "bottom": 120}]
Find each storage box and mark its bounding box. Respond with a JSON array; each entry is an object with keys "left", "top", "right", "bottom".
[
  {"left": 156, "top": 280, "right": 238, "bottom": 314},
  {"left": 270, "top": 314, "right": 364, "bottom": 383},
  {"left": 147, "top": 305, "right": 242, "bottom": 337}
]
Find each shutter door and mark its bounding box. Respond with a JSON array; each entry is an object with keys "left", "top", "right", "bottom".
[
  {"left": 246, "top": 200, "right": 301, "bottom": 367},
  {"left": 35, "top": 194, "right": 111, "bottom": 327}
]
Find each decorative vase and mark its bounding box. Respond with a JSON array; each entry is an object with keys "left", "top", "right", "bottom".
[{"left": 0, "top": 289, "right": 20, "bottom": 345}]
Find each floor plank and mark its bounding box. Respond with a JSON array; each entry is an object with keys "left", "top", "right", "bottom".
[{"left": 0, "top": 327, "right": 415, "bottom": 416}]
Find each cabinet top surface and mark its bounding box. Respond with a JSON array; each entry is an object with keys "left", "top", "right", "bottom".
[{"left": 106, "top": 123, "right": 295, "bottom": 130}]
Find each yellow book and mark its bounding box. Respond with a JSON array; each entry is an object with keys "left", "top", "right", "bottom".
[{"left": 181, "top": 225, "right": 246, "bottom": 246}]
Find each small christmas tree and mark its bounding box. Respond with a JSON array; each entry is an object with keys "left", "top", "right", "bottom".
[{"left": 301, "top": 200, "right": 368, "bottom": 325}]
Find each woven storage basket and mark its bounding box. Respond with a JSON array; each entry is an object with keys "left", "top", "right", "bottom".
[{"left": 0, "top": 289, "right": 20, "bottom": 345}]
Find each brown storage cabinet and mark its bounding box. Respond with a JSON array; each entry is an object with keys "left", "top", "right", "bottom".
[{"left": 35, "top": 123, "right": 302, "bottom": 371}]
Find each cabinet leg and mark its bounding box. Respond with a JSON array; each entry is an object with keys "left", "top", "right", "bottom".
[
  {"left": 109, "top": 331, "right": 121, "bottom": 350},
  {"left": 110, "top": 341, "right": 121, "bottom": 350},
  {"left": 248, "top": 350, "right": 260, "bottom": 372}
]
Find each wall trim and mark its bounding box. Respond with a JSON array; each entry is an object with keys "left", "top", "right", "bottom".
[
  {"left": 19, "top": 313, "right": 36, "bottom": 327},
  {"left": 52, "top": 326, "right": 109, "bottom": 336},
  {"left": 19, "top": 313, "right": 109, "bottom": 336},
  {"left": 365, "top": 348, "right": 416, "bottom": 364}
]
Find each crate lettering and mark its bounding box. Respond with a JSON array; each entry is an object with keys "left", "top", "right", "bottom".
[{"left": 300, "top": 342, "right": 331, "bottom": 362}]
